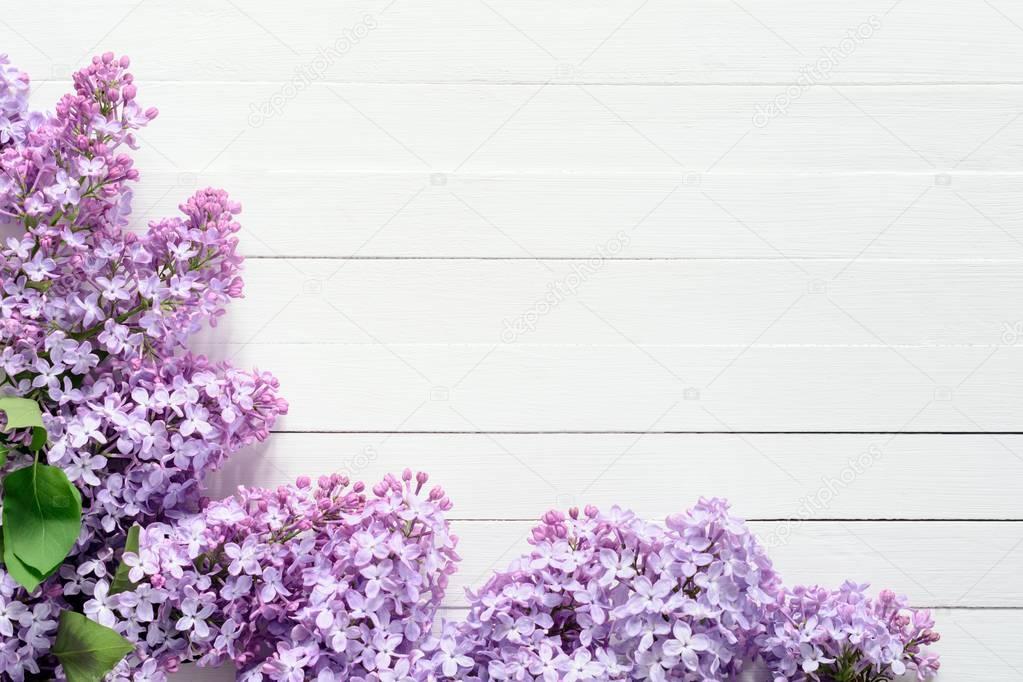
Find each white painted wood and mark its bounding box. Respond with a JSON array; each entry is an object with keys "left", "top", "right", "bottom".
[
  {"left": 209, "top": 434, "right": 1023, "bottom": 520},
  {"left": 201, "top": 258, "right": 1023, "bottom": 347},
  {"left": 190, "top": 258, "right": 1023, "bottom": 432},
  {"left": 845, "top": 610, "right": 1023, "bottom": 680},
  {"left": 10, "top": 1, "right": 1023, "bottom": 84},
  {"left": 25, "top": 82, "right": 1023, "bottom": 173},
  {"left": 198, "top": 342, "right": 1023, "bottom": 432},
  {"left": 129, "top": 170, "right": 1023, "bottom": 259},
  {"left": 173, "top": 608, "right": 1023, "bottom": 680}
]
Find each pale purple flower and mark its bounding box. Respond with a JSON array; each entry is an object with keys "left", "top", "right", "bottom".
[
  {"left": 83, "top": 582, "right": 117, "bottom": 627},
  {"left": 23, "top": 192, "right": 52, "bottom": 216},
  {"left": 0, "top": 596, "right": 29, "bottom": 637},
  {"left": 662, "top": 622, "right": 710, "bottom": 670},
  {"left": 95, "top": 274, "right": 132, "bottom": 302},
  {"left": 175, "top": 588, "right": 215, "bottom": 638},
  {"left": 21, "top": 251, "right": 57, "bottom": 281},
  {"left": 224, "top": 538, "right": 262, "bottom": 576},
  {"left": 65, "top": 451, "right": 108, "bottom": 486},
  {"left": 66, "top": 414, "right": 107, "bottom": 448},
  {"left": 113, "top": 583, "right": 165, "bottom": 622},
  {"left": 434, "top": 637, "right": 472, "bottom": 677},
  {"left": 262, "top": 643, "right": 316, "bottom": 682},
  {"left": 77, "top": 157, "right": 106, "bottom": 178},
  {"left": 43, "top": 170, "right": 80, "bottom": 206}
]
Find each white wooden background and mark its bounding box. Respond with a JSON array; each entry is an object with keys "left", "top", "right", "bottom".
[{"left": 8, "top": 1, "right": 1023, "bottom": 678}]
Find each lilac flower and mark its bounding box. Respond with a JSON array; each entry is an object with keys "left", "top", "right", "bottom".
[
  {"left": 758, "top": 582, "right": 941, "bottom": 681},
  {"left": 64, "top": 451, "right": 108, "bottom": 486},
  {"left": 65, "top": 414, "right": 107, "bottom": 448},
  {"left": 83, "top": 581, "right": 117, "bottom": 627},
  {"left": 175, "top": 587, "right": 216, "bottom": 639},
  {"left": 22, "top": 603, "right": 58, "bottom": 650},
  {"left": 224, "top": 538, "right": 262, "bottom": 576},
  {"left": 0, "top": 596, "right": 29, "bottom": 638},
  {"left": 21, "top": 252, "right": 57, "bottom": 281},
  {"left": 43, "top": 169, "right": 81, "bottom": 206},
  {"left": 130, "top": 472, "right": 457, "bottom": 679},
  {"left": 663, "top": 622, "right": 711, "bottom": 670},
  {"left": 262, "top": 643, "right": 317, "bottom": 682},
  {"left": 220, "top": 575, "right": 252, "bottom": 601},
  {"left": 441, "top": 499, "right": 780, "bottom": 680},
  {"left": 433, "top": 636, "right": 473, "bottom": 677},
  {"left": 0, "top": 54, "right": 286, "bottom": 678},
  {"left": 23, "top": 192, "right": 52, "bottom": 216},
  {"left": 77, "top": 156, "right": 106, "bottom": 177},
  {"left": 112, "top": 583, "right": 166, "bottom": 623},
  {"left": 95, "top": 274, "right": 132, "bottom": 302}
]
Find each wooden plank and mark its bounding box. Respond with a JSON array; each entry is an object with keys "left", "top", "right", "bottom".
[
  {"left": 24, "top": 82, "right": 1023, "bottom": 173},
  {"left": 195, "top": 342, "right": 1023, "bottom": 432},
  {"left": 169, "top": 609, "right": 1023, "bottom": 680},
  {"left": 126, "top": 170, "right": 1023, "bottom": 259},
  {"left": 189, "top": 258, "right": 1023, "bottom": 432},
  {"left": 899, "top": 610, "right": 1023, "bottom": 680},
  {"left": 11, "top": 1, "right": 1023, "bottom": 84},
  {"left": 209, "top": 433, "right": 1023, "bottom": 520},
  {"left": 445, "top": 520, "right": 1023, "bottom": 608},
  {"left": 199, "top": 258, "right": 1023, "bottom": 347}
]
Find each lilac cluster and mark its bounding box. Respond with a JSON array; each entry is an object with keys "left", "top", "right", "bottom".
[
  {"left": 118, "top": 470, "right": 458, "bottom": 680},
  {"left": 118, "top": 485, "right": 940, "bottom": 682},
  {"left": 0, "top": 54, "right": 286, "bottom": 678},
  {"left": 436, "top": 499, "right": 780, "bottom": 681},
  {"left": 759, "top": 583, "right": 941, "bottom": 681},
  {"left": 0, "top": 55, "right": 30, "bottom": 145}
]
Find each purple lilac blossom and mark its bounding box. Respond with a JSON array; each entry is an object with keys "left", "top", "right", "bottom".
[
  {"left": 0, "top": 53, "right": 286, "bottom": 679},
  {"left": 121, "top": 487, "right": 941, "bottom": 682},
  {"left": 0, "top": 55, "right": 30, "bottom": 146},
  {"left": 758, "top": 582, "right": 940, "bottom": 681},
  {"left": 120, "top": 470, "right": 458, "bottom": 680},
  {"left": 426, "top": 499, "right": 780, "bottom": 681}
]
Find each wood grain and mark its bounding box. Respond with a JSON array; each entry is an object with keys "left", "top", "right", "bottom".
[
  {"left": 200, "top": 258, "right": 1023, "bottom": 346},
  {"left": 210, "top": 433, "right": 1023, "bottom": 520},
  {"left": 196, "top": 342, "right": 1022, "bottom": 432},
  {"left": 11, "top": 1, "right": 1023, "bottom": 84},
  {"left": 24, "top": 82, "right": 1023, "bottom": 173},
  {"left": 128, "top": 171, "right": 1023, "bottom": 259}
]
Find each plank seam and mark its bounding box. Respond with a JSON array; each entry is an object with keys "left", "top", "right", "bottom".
[
  {"left": 270, "top": 430, "right": 1023, "bottom": 435},
  {"left": 31, "top": 79, "right": 1023, "bottom": 87},
  {"left": 240, "top": 256, "right": 1023, "bottom": 262}
]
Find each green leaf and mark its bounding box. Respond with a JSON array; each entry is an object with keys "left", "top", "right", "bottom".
[
  {"left": 0, "top": 396, "right": 44, "bottom": 429},
  {"left": 0, "top": 396, "right": 47, "bottom": 452},
  {"left": 0, "top": 443, "right": 7, "bottom": 468},
  {"left": 2, "top": 463, "right": 82, "bottom": 581},
  {"left": 1, "top": 540, "right": 57, "bottom": 592},
  {"left": 30, "top": 426, "right": 47, "bottom": 452},
  {"left": 109, "top": 526, "right": 141, "bottom": 596},
  {"left": 52, "top": 611, "right": 134, "bottom": 682}
]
